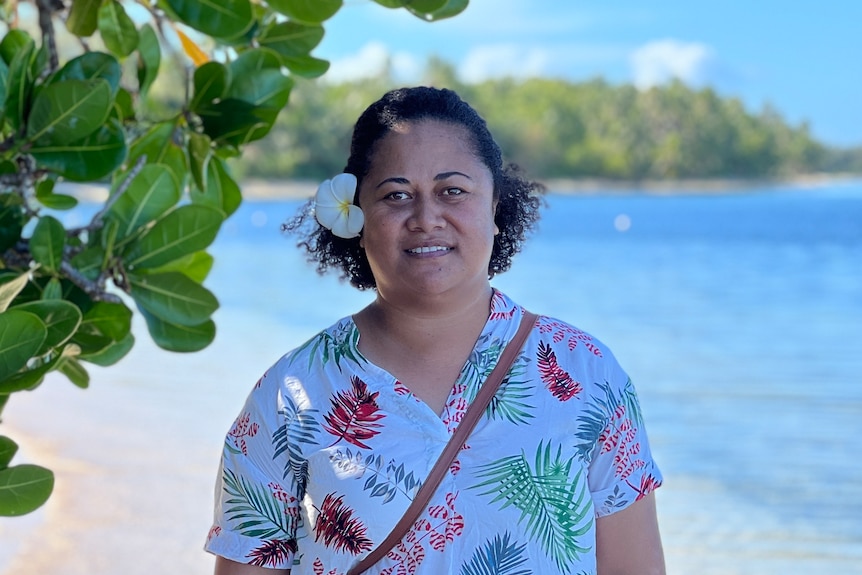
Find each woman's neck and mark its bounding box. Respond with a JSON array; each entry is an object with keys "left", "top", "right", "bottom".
[{"left": 354, "top": 285, "right": 494, "bottom": 357}]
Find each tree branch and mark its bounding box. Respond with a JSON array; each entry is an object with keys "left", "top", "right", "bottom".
[{"left": 34, "top": 0, "right": 63, "bottom": 74}]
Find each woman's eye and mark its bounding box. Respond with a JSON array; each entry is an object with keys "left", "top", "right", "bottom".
[
  {"left": 442, "top": 187, "right": 465, "bottom": 196},
  {"left": 385, "top": 191, "right": 410, "bottom": 201}
]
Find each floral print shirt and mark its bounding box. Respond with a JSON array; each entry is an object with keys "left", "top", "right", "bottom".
[{"left": 205, "top": 290, "right": 662, "bottom": 574}]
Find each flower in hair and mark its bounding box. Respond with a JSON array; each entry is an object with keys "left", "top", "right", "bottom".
[{"left": 314, "top": 173, "right": 364, "bottom": 239}]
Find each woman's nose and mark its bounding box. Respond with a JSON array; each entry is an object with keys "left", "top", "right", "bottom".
[{"left": 408, "top": 196, "right": 445, "bottom": 230}]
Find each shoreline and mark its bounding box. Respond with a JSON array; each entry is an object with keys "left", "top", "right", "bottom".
[{"left": 56, "top": 172, "right": 862, "bottom": 203}]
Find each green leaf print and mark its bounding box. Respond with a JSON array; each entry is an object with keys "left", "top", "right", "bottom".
[
  {"left": 290, "top": 321, "right": 361, "bottom": 372},
  {"left": 471, "top": 441, "right": 593, "bottom": 573},
  {"left": 487, "top": 359, "right": 535, "bottom": 425},
  {"left": 223, "top": 468, "right": 297, "bottom": 539},
  {"left": 273, "top": 395, "right": 320, "bottom": 492},
  {"left": 573, "top": 378, "right": 643, "bottom": 462},
  {"left": 461, "top": 334, "right": 535, "bottom": 425},
  {"left": 459, "top": 531, "right": 531, "bottom": 575},
  {"left": 329, "top": 449, "right": 422, "bottom": 504}
]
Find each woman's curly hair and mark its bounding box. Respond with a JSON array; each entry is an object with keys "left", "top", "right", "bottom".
[{"left": 283, "top": 86, "right": 545, "bottom": 290}]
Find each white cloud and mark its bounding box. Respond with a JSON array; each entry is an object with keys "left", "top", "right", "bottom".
[
  {"left": 630, "top": 39, "right": 713, "bottom": 89},
  {"left": 325, "top": 42, "right": 422, "bottom": 83},
  {"left": 458, "top": 44, "right": 551, "bottom": 82}
]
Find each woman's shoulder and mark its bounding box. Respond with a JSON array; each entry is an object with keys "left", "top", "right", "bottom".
[{"left": 259, "top": 315, "right": 359, "bottom": 389}]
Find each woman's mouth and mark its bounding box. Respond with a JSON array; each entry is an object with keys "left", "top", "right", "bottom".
[{"left": 406, "top": 246, "right": 452, "bottom": 254}]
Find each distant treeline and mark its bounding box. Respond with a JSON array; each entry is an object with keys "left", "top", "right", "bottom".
[{"left": 231, "top": 61, "right": 862, "bottom": 182}]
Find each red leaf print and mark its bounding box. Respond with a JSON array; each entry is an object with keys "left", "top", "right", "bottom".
[
  {"left": 314, "top": 493, "right": 373, "bottom": 555},
  {"left": 600, "top": 405, "right": 646, "bottom": 480},
  {"left": 488, "top": 291, "right": 518, "bottom": 320},
  {"left": 246, "top": 538, "right": 297, "bottom": 567},
  {"left": 382, "top": 538, "right": 426, "bottom": 575},
  {"left": 536, "top": 341, "right": 582, "bottom": 401},
  {"left": 627, "top": 473, "right": 663, "bottom": 500},
  {"left": 323, "top": 376, "right": 385, "bottom": 449},
  {"left": 228, "top": 412, "right": 259, "bottom": 455}
]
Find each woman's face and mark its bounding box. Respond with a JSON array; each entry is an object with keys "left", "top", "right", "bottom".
[{"left": 357, "top": 120, "right": 498, "bottom": 305}]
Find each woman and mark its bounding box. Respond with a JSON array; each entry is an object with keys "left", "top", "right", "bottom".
[{"left": 206, "top": 87, "right": 665, "bottom": 574}]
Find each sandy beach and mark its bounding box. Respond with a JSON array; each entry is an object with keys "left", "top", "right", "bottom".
[{"left": 0, "top": 309, "right": 297, "bottom": 575}]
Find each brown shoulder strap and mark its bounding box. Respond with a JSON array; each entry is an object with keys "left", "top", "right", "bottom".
[{"left": 347, "top": 311, "right": 538, "bottom": 575}]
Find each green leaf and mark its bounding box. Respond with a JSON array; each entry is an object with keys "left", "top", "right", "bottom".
[
  {"left": 107, "top": 164, "right": 180, "bottom": 239},
  {"left": 280, "top": 54, "right": 329, "bottom": 79},
  {"left": 70, "top": 245, "right": 106, "bottom": 282},
  {"left": 129, "top": 271, "right": 219, "bottom": 326},
  {"left": 403, "top": 0, "right": 447, "bottom": 13},
  {"left": 371, "top": 0, "right": 403, "bottom": 8},
  {"left": 112, "top": 87, "right": 135, "bottom": 122},
  {"left": 191, "top": 156, "right": 241, "bottom": 217},
  {"left": 35, "top": 192, "right": 78, "bottom": 210},
  {"left": 29, "top": 215, "right": 65, "bottom": 273},
  {"left": 227, "top": 66, "right": 292, "bottom": 110},
  {"left": 140, "top": 250, "right": 214, "bottom": 283},
  {"left": 0, "top": 349, "right": 63, "bottom": 393},
  {"left": 123, "top": 204, "right": 223, "bottom": 270},
  {"left": 58, "top": 357, "right": 89, "bottom": 388},
  {"left": 12, "top": 300, "right": 82, "bottom": 354},
  {"left": 81, "top": 332, "right": 133, "bottom": 367},
  {"left": 188, "top": 132, "right": 211, "bottom": 192},
  {"left": 266, "top": 0, "right": 342, "bottom": 23},
  {"left": 0, "top": 56, "right": 9, "bottom": 116},
  {"left": 0, "top": 30, "right": 32, "bottom": 66},
  {"left": 163, "top": 0, "right": 254, "bottom": 40},
  {"left": 66, "top": 0, "right": 101, "bottom": 37},
  {"left": 0, "top": 272, "right": 29, "bottom": 312},
  {"left": 26, "top": 79, "right": 112, "bottom": 146},
  {"left": 197, "top": 98, "right": 271, "bottom": 148},
  {"left": 140, "top": 307, "right": 216, "bottom": 352},
  {"left": 70, "top": 301, "right": 132, "bottom": 355},
  {"left": 4, "top": 36, "right": 35, "bottom": 132},
  {"left": 41, "top": 277, "right": 63, "bottom": 300},
  {"left": 190, "top": 61, "right": 229, "bottom": 112},
  {"left": 258, "top": 21, "right": 325, "bottom": 57},
  {"left": 0, "top": 463, "right": 54, "bottom": 517},
  {"left": 98, "top": 0, "right": 140, "bottom": 58},
  {"left": 126, "top": 121, "right": 187, "bottom": 189},
  {"left": 30, "top": 118, "right": 127, "bottom": 181},
  {"left": 52, "top": 51, "right": 121, "bottom": 97},
  {"left": 0, "top": 203, "right": 23, "bottom": 253},
  {"left": 415, "top": 0, "right": 468, "bottom": 20},
  {"left": 136, "top": 24, "right": 160, "bottom": 98},
  {"left": 0, "top": 309, "right": 46, "bottom": 380},
  {"left": 229, "top": 47, "right": 282, "bottom": 75},
  {"left": 0, "top": 436, "right": 17, "bottom": 470}
]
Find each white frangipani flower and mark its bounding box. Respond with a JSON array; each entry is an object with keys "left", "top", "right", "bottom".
[{"left": 314, "top": 173, "right": 364, "bottom": 239}]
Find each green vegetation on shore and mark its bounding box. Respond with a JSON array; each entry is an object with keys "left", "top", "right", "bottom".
[{"left": 230, "top": 61, "right": 862, "bottom": 182}]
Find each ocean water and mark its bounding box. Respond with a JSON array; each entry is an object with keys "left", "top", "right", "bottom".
[{"left": 2, "top": 180, "right": 861, "bottom": 574}]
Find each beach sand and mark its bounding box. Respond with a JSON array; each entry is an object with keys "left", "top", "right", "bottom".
[{"left": 0, "top": 316, "right": 288, "bottom": 575}]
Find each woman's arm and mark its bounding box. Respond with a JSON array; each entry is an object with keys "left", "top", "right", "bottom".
[
  {"left": 214, "top": 556, "right": 290, "bottom": 575},
  {"left": 595, "top": 491, "right": 665, "bottom": 575}
]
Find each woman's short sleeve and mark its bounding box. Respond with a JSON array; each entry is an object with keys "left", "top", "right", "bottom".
[
  {"left": 586, "top": 361, "right": 663, "bottom": 518},
  {"left": 204, "top": 368, "right": 301, "bottom": 569}
]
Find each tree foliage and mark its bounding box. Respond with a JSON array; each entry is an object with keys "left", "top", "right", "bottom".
[
  {"left": 238, "top": 65, "right": 861, "bottom": 182},
  {"left": 0, "top": 0, "right": 467, "bottom": 516}
]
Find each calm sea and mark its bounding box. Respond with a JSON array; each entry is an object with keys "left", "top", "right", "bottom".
[{"left": 2, "top": 180, "right": 861, "bottom": 574}]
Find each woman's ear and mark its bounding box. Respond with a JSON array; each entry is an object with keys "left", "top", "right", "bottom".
[{"left": 493, "top": 200, "right": 500, "bottom": 236}]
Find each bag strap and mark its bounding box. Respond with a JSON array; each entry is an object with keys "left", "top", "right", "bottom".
[{"left": 347, "top": 311, "right": 538, "bottom": 575}]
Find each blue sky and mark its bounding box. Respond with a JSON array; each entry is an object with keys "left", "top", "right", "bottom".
[{"left": 314, "top": 0, "right": 861, "bottom": 147}]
